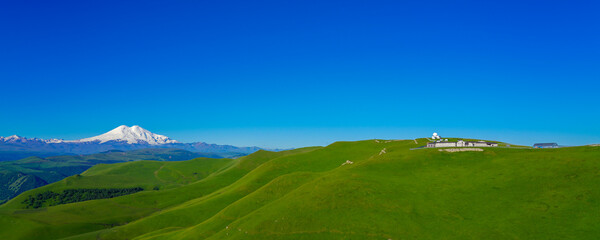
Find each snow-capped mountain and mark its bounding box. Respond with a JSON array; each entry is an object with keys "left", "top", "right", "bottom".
[
  {"left": 0, "top": 126, "right": 176, "bottom": 145},
  {"left": 0, "top": 135, "right": 25, "bottom": 143},
  {"left": 0, "top": 135, "right": 65, "bottom": 144},
  {"left": 75, "top": 125, "right": 178, "bottom": 145},
  {"left": 0, "top": 125, "right": 271, "bottom": 161}
]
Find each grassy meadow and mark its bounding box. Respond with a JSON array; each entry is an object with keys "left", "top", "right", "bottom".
[{"left": 0, "top": 139, "right": 598, "bottom": 239}]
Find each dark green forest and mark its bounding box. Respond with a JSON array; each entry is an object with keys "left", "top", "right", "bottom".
[{"left": 22, "top": 187, "right": 144, "bottom": 209}]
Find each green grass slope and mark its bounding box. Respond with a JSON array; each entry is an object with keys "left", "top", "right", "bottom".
[
  {"left": 195, "top": 145, "right": 600, "bottom": 240},
  {"left": 0, "top": 148, "right": 224, "bottom": 202},
  {"left": 1, "top": 140, "right": 599, "bottom": 240},
  {"left": 0, "top": 148, "right": 317, "bottom": 240}
]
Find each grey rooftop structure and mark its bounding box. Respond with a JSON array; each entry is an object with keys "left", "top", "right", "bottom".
[
  {"left": 533, "top": 143, "right": 559, "bottom": 148},
  {"left": 427, "top": 140, "right": 498, "bottom": 148}
]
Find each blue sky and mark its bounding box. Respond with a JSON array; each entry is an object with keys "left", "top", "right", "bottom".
[{"left": 1, "top": 0, "right": 599, "bottom": 148}]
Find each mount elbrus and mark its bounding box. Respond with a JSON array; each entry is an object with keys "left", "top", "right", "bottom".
[{"left": 0, "top": 125, "right": 264, "bottom": 160}]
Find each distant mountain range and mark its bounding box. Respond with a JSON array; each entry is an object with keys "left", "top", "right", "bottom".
[{"left": 0, "top": 125, "right": 269, "bottom": 161}]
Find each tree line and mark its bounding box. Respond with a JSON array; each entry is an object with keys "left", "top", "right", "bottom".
[{"left": 22, "top": 187, "right": 144, "bottom": 209}]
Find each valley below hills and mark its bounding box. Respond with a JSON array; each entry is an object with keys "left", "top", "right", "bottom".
[{"left": 0, "top": 148, "right": 222, "bottom": 204}]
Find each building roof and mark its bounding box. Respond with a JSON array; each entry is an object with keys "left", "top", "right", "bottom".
[
  {"left": 534, "top": 143, "right": 558, "bottom": 146},
  {"left": 429, "top": 141, "right": 497, "bottom": 144},
  {"left": 533, "top": 143, "right": 558, "bottom": 146}
]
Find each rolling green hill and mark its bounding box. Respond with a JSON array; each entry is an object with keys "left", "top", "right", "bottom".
[
  {"left": 0, "top": 149, "right": 227, "bottom": 203},
  {"left": 0, "top": 139, "right": 599, "bottom": 240}
]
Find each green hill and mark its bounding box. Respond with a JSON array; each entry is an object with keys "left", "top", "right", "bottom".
[
  {"left": 0, "top": 149, "right": 225, "bottom": 203},
  {"left": 0, "top": 139, "right": 599, "bottom": 240}
]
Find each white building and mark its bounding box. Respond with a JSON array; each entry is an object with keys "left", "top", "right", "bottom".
[{"left": 427, "top": 140, "right": 498, "bottom": 148}]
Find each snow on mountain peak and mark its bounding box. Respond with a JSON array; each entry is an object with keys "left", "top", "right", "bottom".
[
  {"left": 0, "top": 135, "right": 65, "bottom": 143},
  {"left": 0, "top": 135, "right": 24, "bottom": 142},
  {"left": 77, "top": 125, "right": 179, "bottom": 145}
]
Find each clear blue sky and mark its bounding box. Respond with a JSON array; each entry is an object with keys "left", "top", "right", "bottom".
[{"left": 1, "top": 0, "right": 598, "bottom": 148}]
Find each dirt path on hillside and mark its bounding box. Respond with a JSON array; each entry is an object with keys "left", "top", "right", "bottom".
[{"left": 154, "top": 164, "right": 167, "bottom": 182}]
